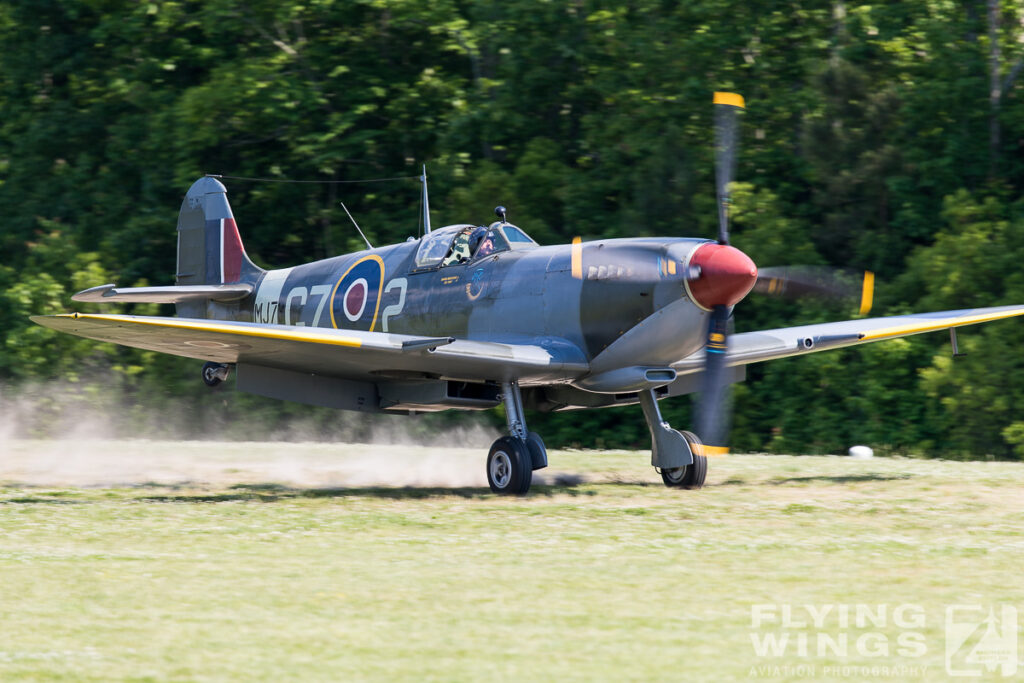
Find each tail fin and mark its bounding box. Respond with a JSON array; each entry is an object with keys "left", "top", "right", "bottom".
[{"left": 176, "top": 176, "right": 261, "bottom": 286}]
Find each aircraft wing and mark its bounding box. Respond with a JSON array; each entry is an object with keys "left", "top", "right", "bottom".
[
  {"left": 30, "top": 313, "right": 588, "bottom": 385},
  {"left": 672, "top": 304, "right": 1024, "bottom": 373}
]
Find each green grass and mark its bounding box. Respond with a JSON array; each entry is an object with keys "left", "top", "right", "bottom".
[{"left": 1, "top": 441, "right": 1023, "bottom": 681}]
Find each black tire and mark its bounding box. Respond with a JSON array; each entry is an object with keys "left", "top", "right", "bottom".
[
  {"left": 525, "top": 431, "right": 548, "bottom": 470},
  {"left": 680, "top": 454, "right": 708, "bottom": 489},
  {"left": 678, "top": 430, "right": 708, "bottom": 489},
  {"left": 660, "top": 430, "right": 708, "bottom": 490},
  {"left": 202, "top": 362, "right": 226, "bottom": 387},
  {"left": 487, "top": 436, "right": 532, "bottom": 495}
]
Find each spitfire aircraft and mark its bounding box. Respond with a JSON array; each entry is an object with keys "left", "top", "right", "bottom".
[{"left": 33, "top": 93, "right": 1024, "bottom": 494}]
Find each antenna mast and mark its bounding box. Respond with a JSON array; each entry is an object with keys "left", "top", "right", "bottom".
[
  {"left": 339, "top": 201, "right": 373, "bottom": 250},
  {"left": 421, "top": 164, "right": 432, "bottom": 234}
]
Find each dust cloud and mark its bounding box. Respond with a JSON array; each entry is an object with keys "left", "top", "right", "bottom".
[
  {"left": 1, "top": 440, "right": 498, "bottom": 489},
  {"left": 0, "top": 381, "right": 519, "bottom": 489}
]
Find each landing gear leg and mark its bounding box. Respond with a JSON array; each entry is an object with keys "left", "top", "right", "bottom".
[
  {"left": 638, "top": 389, "right": 707, "bottom": 490},
  {"left": 486, "top": 380, "right": 544, "bottom": 495},
  {"left": 202, "top": 362, "right": 230, "bottom": 387}
]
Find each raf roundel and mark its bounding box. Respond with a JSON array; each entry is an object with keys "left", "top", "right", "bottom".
[
  {"left": 330, "top": 255, "right": 385, "bottom": 330},
  {"left": 344, "top": 278, "right": 369, "bottom": 321}
]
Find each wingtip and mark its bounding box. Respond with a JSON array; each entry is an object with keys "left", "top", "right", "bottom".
[{"left": 28, "top": 314, "right": 68, "bottom": 328}]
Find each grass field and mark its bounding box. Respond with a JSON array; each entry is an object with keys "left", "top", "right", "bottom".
[{"left": 1, "top": 440, "right": 1022, "bottom": 681}]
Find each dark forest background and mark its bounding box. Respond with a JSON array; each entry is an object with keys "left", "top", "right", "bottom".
[{"left": 4, "top": 1, "right": 1024, "bottom": 458}]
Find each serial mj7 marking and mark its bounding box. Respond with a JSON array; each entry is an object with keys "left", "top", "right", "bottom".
[{"left": 34, "top": 93, "right": 1024, "bottom": 494}]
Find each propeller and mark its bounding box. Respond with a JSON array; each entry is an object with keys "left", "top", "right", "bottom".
[
  {"left": 694, "top": 92, "right": 747, "bottom": 456},
  {"left": 692, "top": 94, "right": 876, "bottom": 457}
]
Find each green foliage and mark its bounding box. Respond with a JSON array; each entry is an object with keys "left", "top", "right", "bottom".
[
  {"left": 3, "top": 0, "right": 1024, "bottom": 458},
  {"left": 0, "top": 225, "right": 119, "bottom": 380},
  {"left": 1003, "top": 421, "right": 1024, "bottom": 459}
]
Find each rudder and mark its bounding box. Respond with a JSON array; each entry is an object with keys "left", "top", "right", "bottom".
[{"left": 177, "top": 176, "right": 261, "bottom": 286}]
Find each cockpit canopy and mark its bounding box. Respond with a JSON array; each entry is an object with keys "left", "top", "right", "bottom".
[{"left": 414, "top": 223, "right": 537, "bottom": 269}]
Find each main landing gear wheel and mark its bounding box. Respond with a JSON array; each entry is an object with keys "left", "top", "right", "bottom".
[
  {"left": 487, "top": 436, "right": 532, "bottom": 495},
  {"left": 660, "top": 430, "right": 708, "bottom": 490},
  {"left": 202, "top": 362, "right": 230, "bottom": 387}
]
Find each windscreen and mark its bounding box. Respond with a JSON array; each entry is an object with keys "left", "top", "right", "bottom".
[
  {"left": 415, "top": 228, "right": 461, "bottom": 267},
  {"left": 502, "top": 225, "right": 536, "bottom": 245}
]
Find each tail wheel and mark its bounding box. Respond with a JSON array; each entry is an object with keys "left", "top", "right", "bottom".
[
  {"left": 202, "top": 362, "right": 229, "bottom": 387},
  {"left": 661, "top": 430, "right": 708, "bottom": 490},
  {"left": 487, "top": 436, "right": 532, "bottom": 495}
]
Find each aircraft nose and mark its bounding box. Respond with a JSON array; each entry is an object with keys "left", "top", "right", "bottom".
[{"left": 685, "top": 243, "right": 758, "bottom": 310}]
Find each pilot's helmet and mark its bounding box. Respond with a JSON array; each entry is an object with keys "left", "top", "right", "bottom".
[{"left": 468, "top": 226, "right": 487, "bottom": 253}]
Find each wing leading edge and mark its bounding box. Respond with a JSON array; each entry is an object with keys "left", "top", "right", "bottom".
[
  {"left": 672, "top": 304, "right": 1024, "bottom": 373},
  {"left": 30, "top": 313, "right": 588, "bottom": 385}
]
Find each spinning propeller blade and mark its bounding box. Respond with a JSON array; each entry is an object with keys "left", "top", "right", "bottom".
[
  {"left": 713, "top": 92, "right": 744, "bottom": 246},
  {"left": 695, "top": 304, "right": 732, "bottom": 456},
  {"left": 754, "top": 266, "right": 875, "bottom": 315}
]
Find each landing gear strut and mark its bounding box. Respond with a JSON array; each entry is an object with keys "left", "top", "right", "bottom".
[
  {"left": 486, "top": 380, "right": 547, "bottom": 495},
  {"left": 202, "top": 362, "right": 230, "bottom": 387},
  {"left": 638, "top": 389, "right": 707, "bottom": 490}
]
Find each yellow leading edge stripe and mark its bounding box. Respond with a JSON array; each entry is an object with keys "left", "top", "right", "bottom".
[
  {"left": 859, "top": 307, "right": 1024, "bottom": 341},
  {"left": 57, "top": 313, "right": 364, "bottom": 348},
  {"left": 696, "top": 444, "right": 729, "bottom": 457},
  {"left": 713, "top": 92, "right": 745, "bottom": 109}
]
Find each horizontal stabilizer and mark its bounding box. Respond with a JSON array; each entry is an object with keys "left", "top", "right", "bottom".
[{"left": 72, "top": 283, "right": 253, "bottom": 304}]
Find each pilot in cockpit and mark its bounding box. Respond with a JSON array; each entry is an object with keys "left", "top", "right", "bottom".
[
  {"left": 476, "top": 231, "right": 496, "bottom": 257},
  {"left": 441, "top": 226, "right": 510, "bottom": 266},
  {"left": 472, "top": 228, "right": 509, "bottom": 258}
]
